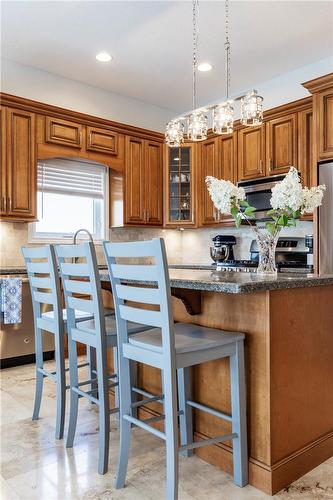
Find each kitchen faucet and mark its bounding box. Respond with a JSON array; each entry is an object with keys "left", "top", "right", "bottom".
[
  {"left": 72, "top": 229, "right": 94, "bottom": 262},
  {"left": 73, "top": 228, "right": 94, "bottom": 244}
]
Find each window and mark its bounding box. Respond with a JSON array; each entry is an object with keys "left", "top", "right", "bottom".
[{"left": 30, "top": 158, "right": 108, "bottom": 241}]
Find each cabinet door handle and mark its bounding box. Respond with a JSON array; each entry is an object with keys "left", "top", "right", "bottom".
[
  {"left": 143, "top": 209, "right": 146, "bottom": 222},
  {"left": 7, "top": 197, "right": 12, "bottom": 213},
  {"left": 259, "top": 159, "right": 263, "bottom": 173},
  {"left": 268, "top": 158, "right": 273, "bottom": 172},
  {"left": 146, "top": 209, "right": 150, "bottom": 222},
  {"left": 1, "top": 197, "right": 5, "bottom": 213},
  {"left": 79, "top": 130, "right": 83, "bottom": 146}
]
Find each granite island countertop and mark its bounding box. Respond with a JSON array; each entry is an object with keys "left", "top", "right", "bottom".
[
  {"left": 2, "top": 265, "right": 333, "bottom": 294},
  {"left": 99, "top": 268, "right": 333, "bottom": 294}
]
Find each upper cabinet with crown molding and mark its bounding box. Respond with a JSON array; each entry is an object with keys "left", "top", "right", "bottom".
[
  {"left": 1, "top": 106, "right": 37, "bottom": 221},
  {"left": 124, "top": 136, "right": 163, "bottom": 226},
  {"left": 303, "top": 73, "right": 333, "bottom": 162}
]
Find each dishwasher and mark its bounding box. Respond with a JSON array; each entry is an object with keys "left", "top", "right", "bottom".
[{"left": 0, "top": 274, "right": 55, "bottom": 368}]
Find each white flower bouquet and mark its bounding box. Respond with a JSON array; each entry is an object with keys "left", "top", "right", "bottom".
[
  {"left": 206, "top": 167, "right": 326, "bottom": 274},
  {"left": 206, "top": 167, "right": 326, "bottom": 237}
]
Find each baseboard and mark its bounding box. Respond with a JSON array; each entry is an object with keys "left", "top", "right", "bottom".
[
  {"left": 0, "top": 350, "right": 54, "bottom": 369},
  {"left": 137, "top": 405, "right": 333, "bottom": 496}
]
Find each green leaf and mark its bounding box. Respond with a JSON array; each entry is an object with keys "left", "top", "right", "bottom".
[
  {"left": 266, "top": 209, "right": 279, "bottom": 216},
  {"left": 277, "top": 215, "right": 289, "bottom": 226},
  {"left": 235, "top": 214, "right": 242, "bottom": 228},
  {"left": 239, "top": 200, "right": 249, "bottom": 208},
  {"left": 266, "top": 222, "right": 277, "bottom": 236},
  {"left": 244, "top": 206, "right": 256, "bottom": 216},
  {"left": 231, "top": 206, "right": 239, "bottom": 218}
]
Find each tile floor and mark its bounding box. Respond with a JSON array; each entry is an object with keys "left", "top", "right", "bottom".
[{"left": 1, "top": 359, "right": 332, "bottom": 500}]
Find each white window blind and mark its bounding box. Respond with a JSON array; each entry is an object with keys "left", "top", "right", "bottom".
[{"left": 37, "top": 158, "right": 106, "bottom": 199}]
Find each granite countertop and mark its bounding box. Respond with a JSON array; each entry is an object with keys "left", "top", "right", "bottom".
[
  {"left": 2, "top": 265, "right": 333, "bottom": 294},
  {"left": 99, "top": 268, "right": 333, "bottom": 294}
]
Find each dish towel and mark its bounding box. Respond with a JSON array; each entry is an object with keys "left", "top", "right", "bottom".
[{"left": 0, "top": 278, "right": 22, "bottom": 324}]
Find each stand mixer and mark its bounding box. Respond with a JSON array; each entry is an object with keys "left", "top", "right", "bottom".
[{"left": 210, "top": 235, "right": 236, "bottom": 265}]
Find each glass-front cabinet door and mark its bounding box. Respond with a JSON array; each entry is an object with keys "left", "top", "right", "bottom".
[{"left": 164, "top": 144, "right": 196, "bottom": 227}]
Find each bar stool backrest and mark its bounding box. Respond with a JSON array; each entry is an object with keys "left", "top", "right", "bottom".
[
  {"left": 22, "top": 245, "right": 63, "bottom": 335},
  {"left": 103, "top": 238, "right": 176, "bottom": 367},
  {"left": 55, "top": 242, "right": 106, "bottom": 344}
]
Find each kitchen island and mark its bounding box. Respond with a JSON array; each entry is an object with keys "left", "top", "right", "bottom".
[{"left": 101, "top": 269, "right": 333, "bottom": 495}]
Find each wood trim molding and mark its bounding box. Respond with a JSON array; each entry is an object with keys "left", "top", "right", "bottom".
[
  {"left": 0, "top": 92, "right": 164, "bottom": 142},
  {"left": 302, "top": 72, "right": 333, "bottom": 94}
]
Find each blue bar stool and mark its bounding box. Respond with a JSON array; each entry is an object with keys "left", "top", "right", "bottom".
[
  {"left": 103, "top": 238, "right": 248, "bottom": 499},
  {"left": 55, "top": 242, "right": 159, "bottom": 475},
  {"left": 22, "top": 245, "right": 100, "bottom": 440}
]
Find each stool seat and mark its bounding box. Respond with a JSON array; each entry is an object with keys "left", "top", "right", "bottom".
[
  {"left": 77, "top": 314, "right": 151, "bottom": 337},
  {"left": 42, "top": 308, "right": 115, "bottom": 322},
  {"left": 129, "top": 323, "right": 245, "bottom": 355}
]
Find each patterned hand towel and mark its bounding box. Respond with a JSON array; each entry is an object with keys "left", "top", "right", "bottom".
[{"left": 0, "top": 278, "right": 22, "bottom": 324}]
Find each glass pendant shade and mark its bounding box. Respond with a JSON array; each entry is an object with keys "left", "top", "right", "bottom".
[
  {"left": 165, "top": 120, "right": 185, "bottom": 147},
  {"left": 212, "top": 102, "right": 234, "bottom": 134},
  {"left": 240, "top": 90, "right": 264, "bottom": 126},
  {"left": 187, "top": 111, "right": 208, "bottom": 141}
]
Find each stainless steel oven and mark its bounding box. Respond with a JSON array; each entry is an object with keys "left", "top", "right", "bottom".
[{"left": 237, "top": 174, "right": 286, "bottom": 221}]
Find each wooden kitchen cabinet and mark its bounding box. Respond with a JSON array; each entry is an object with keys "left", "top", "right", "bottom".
[
  {"left": 298, "top": 109, "right": 313, "bottom": 186},
  {"left": 237, "top": 125, "right": 265, "bottom": 180},
  {"left": 164, "top": 144, "right": 196, "bottom": 227},
  {"left": 317, "top": 88, "right": 333, "bottom": 160},
  {"left": 0, "top": 107, "right": 37, "bottom": 221},
  {"left": 45, "top": 116, "right": 83, "bottom": 149},
  {"left": 199, "top": 138, "right": 220, "bottom": 225},
  {"left": 0, "top": 107, "right": 6, "bottom": 218},
  {"left": 86, "top": 126, "right": 118, "bottom": 155},
  {"left": 198, "top": 134, "right": 237, "bottom": 227},
  {"left": 266, "top": 113, "right": 297, "bottom": 175},
  {"left": 124, "top": 136, "right": 163, "bottom": 225},
  {"left": 145, "top": 140, "right": 163, "bottom": 225},
  {"left": 216, "top": 133, "right": 237, "bottom": 224}
]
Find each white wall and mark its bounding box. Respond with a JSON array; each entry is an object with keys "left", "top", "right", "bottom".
[
  {"left": 241, "top": 58, "right": 333, "bottom": 111},
  {"left": 0, "top": 59, "right": 175, "bottom": 131}
]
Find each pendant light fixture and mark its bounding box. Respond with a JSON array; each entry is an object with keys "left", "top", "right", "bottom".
[
  {"left": 165, "top": 0, "right": 264, "bottom": 146},
  {"left": 212, "top": 0, "right": 234, "bottom": 134},
  {"left": 187, "top": 0, "right": 208, "bottom": 142}
]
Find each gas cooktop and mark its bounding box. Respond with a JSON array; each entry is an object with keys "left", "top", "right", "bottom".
[{"left": 215, "top": 260, "right": 312, "bottom": 273}]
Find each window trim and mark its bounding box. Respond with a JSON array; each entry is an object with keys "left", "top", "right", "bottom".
[{"left": 29, "top": 163, "right": 109, "bottom": 244}]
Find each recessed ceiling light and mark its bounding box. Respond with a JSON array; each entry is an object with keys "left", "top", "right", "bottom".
[
  {"left": 96, "top": 52, "right": 113, "bottom": 63},
  {"left": 198, "top": 63, "right": 212, "bottom": 72}
]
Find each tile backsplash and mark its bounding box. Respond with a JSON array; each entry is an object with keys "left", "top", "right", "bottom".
[{"left": 0, "top": 220, "right": 313, "bottom": 268}]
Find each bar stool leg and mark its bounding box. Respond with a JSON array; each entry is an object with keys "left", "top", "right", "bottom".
[
  {"left": 115, "top": 353, "right": 132, "bottom": 489},
  {"left": 87, "top": 346, "right": 97, "bottom": 401},
  {"left": 230, "top": 339, "right": 248, "bottom": 487},
  {"left": 177, "top": 367, "right": 193, "bottom": 457},
  {"left": 66, "top": 336, "right": 79, "bottom": 448},
  {"left": 163, "top": 366, "right": 179, "bottom": 500},
  {"left": 32, "top": 328, "right": 44, "bottom": 421},
  {"left": 96, "top": 343, "right": 110, "bottom": 475},
  {"left": 54, "top": 331, "right": 66, "bottom": 440},
  {"left": 113, "top": 347, "right": 120, "bottom": 417}
]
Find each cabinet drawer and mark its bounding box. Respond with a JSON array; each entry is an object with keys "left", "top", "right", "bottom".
[
  {"left": 45, "top": 116, "right": 83, "bottom": 148},
  {"left": 86, "top": 126, "right": 118, "bottom": 155}
]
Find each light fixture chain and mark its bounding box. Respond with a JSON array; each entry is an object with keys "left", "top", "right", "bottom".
[
  {"left": 192, "top": 0, "right": 199, "bottom": 109},
  {"left": 225, "top": 0, "right": 231, "bottom": 99}
]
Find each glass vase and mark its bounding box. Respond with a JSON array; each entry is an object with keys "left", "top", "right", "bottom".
[{"left": 253, "top": 227, "right": 280, "bottom": 275}]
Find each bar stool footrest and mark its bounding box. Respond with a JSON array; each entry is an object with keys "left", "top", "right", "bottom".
[
  {"left": 179, "top": 432, "right": 237, "bottom": 452},
  {"left": 123, "top": 414, "right": 166, "bottom": 440}
]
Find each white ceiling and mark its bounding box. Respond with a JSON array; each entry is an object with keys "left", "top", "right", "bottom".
[{"left": 2, "top": 1, "right": 333, "bottom": 113}]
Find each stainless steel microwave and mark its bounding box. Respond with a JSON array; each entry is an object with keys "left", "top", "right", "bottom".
[{"left": 237, "top": 174, "right": 286, "bottom": 221}]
